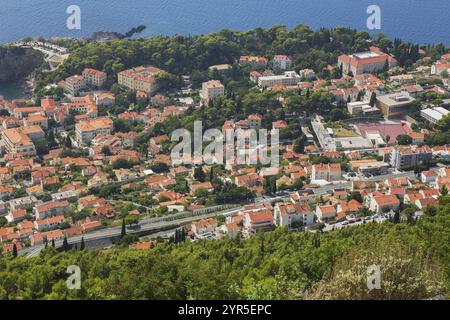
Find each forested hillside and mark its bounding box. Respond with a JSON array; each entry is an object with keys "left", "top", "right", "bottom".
[
  {"left": 35, "top": 24, "right": 446, "bottom": 93},
  {"left": 1, "top": 196, "right": 448, "bottom": 300}
]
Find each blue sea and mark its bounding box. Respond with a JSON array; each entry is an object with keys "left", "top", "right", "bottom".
[
  {"left": 0, "top": 0, "right": 449, "bottom": 99},
  {"left": 0, "top": 0, "right": 448, "bottom": 45}
]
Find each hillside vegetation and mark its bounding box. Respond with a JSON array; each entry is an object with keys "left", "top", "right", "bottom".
[{"left": 1, "top": 196, "right": 448, "bottom": 300}]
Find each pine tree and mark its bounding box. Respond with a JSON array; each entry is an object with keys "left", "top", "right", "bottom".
[
  {"left": 12, "top": 243, "right": 17, "bottom": 258},
  {"left": 80, "top": 237, "right": 85, "bottom": 250}
]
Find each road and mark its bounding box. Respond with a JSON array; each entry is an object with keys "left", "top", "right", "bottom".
[{"left": 19, "top": 169, "right": 421, "bottom": 257}]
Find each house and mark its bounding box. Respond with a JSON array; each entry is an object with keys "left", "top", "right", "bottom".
[
  {"left": 311, "top": 163, "right": 341, "bottom": 182},
  {"left": 415, "top": 198, "right": 439, "bottom": 210},
  {"left": 272, "top": 55, "right": 292, "bottom": 70},
  {"left": 218, "top": 223, "right": 239, "bottom": 237},
  {"left": 273, "top": 202, "right": 314, "bottom": 228},
  {"left": 369, "top": 194, "right": 400, "bottom": 214},
  {"left": 190, "top": 182, "right": 214, "bottom": 194},
  {"left": 81, "top": 220, "right": 103, "bottom": 233},
  {"left": 5, "top": 209, "right": 27, "bottom": 223},
  {"left": 243, "top": 210, "right": 273, "bottom": 237},
  {"left": 421, "top": 170, "right": 438, "bottom": 185},
  {"left": 315, "top": 205, "right": 337, "bottom": 223},
  {"left": 200, "top": 80, "right": 225, "bottom": 104},
  {"left": 33, "top": 200, "right": 71, "bottom": 220},
  {"left": 93, "top": 204, "right": 116, "bottom": 219},
  {"left": 94, "top": 92, "right": 115, "bottom": 106},
  {"left": 34, "top": 216, "right": 65, "bottom": 232},
  {"left": 336, "top": 200, "right": 363, "bottom": 216},
  {"left": 191, "top": 218, "right": 217, "bottom": 236}
]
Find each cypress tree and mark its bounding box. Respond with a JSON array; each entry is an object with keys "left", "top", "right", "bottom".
[
  {"left": 62, "top": 236, "right": 69, "bottom": 251},
  {"left": 12, "top": 243, "right": 18, "bottom": 258},
  {"left": 121, "top": 218, "right": 126, "bottom": 238},
  {"left": 80, "top": 237, "right": 85, "bottom": 250},
  {"left": 51, "top": 238, "right": 55, "bottom": 248}
]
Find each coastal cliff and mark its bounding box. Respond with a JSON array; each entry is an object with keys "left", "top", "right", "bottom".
[{"left": 0, "top": 46, "right": 44, "bottom": 83}]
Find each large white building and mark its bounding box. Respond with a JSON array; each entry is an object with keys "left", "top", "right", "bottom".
[
  {"left": 338, "top": 47, "right": 397, "bottom": 75},
  {"left": 421, "top": 107, "right": 449, "bottom": 124},
  {"left": 258, "top": 71, "right": 301, "bottom": 89}
]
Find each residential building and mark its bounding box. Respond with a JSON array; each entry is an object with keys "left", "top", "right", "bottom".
[
  {"left": 200, "top": 80, "right": 225, "bottom": 103},
  {"left": 273, "top": 202, "right": 314, "bottom": 228},
  {"left": 390, "top": 146, "right": 433, "bottom": 170},
  {"left": 65, "top": 75, "right": 87, "bottom": 95},
  {"left": 75, "top": 117, "right": 114, "bottom": 145},
  {"left": 272, "top": 55, "right": 292, "bottom": 70},
  {"left": 82, "top": 68, "right": 107, "bottom": 88},
  {"left": 315, "top": 205, "right": 337, "bottom": 223},
  {"left": 191, "top": 218, "right": 217, "bottom": 236},
  {"left": 243, "top": 210, "right": 273, "bottom": 236},
  {"left": 118, "top": 65, "right": 165, "bottom": 94},
  {"left": 239, "top": 56, "right": 268, "bottom": 68},
  {"left": 369, "top": 194, "right": 400, "bottom": 214},
  {"left": 311, "top": 163, "right": 342, "bottom": 182},
  {"left": 33, "top": 200, "right": 71, "bottom": 220}
]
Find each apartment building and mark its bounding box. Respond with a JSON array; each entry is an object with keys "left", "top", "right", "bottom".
[
  {"left": 243, "top": 209, "right": 273, "bottom": 237},
  {"left": 118, "top": 65, "right": 165, "bottom": 94},
  {"left": 1, "top": 125, "right": 44, "bottom": 156},
  {"left": 82, "top": 68, "right": 107, "bottom": 88},
  {"left": 272, "top": 55, "right": 292, "bottom": 70},
  {"left": 33, "top": 200, "right": 71, "bottom": 220},
  {"left": 338, "top": 46, "right": 398, "bottom": 75},
  {"left": 23, "top": 114, "right": 48, "bottom": 130},
  {"left": 200, "top": 80, "right": 225, "bottom": 103},
  {"left": 258, "top": 71, "right": 301, "bottom": 89},
  {"left": 390, "top": 146, "right": 433, "bottom": 170},
  {"left": 273, "top": 202, "right": 314, "bottom": 228},
  {"left": 65, "top": 75, "right": 87, "bottom": 96},
  {"left": 65, "top": 95, "right": 98, "bottom": 118},
  {"left": 34, "top": 216, "right": 65, "bottom": 232},
  {"left": 311, "top": 163, "right": 342, "bottom": 182},
  {"left": 75, "top": 117, "right": 114, "bottom": 145},
  {"left": 12, "top": 106, "right": 44, "bottom": 119},
  {"left": 239, "top": 55, "right": 268, "bottom": 68}
]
